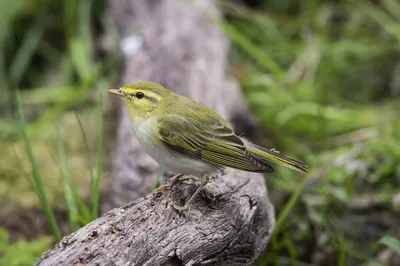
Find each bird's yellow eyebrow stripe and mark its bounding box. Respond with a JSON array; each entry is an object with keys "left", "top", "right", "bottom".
[{"left": 121, "top": 88, "right": 161, "bottom": 102}]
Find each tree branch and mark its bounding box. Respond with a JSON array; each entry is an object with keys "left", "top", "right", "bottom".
[{"left": 38, "top": 169, "right": 274, "bottom": 265}]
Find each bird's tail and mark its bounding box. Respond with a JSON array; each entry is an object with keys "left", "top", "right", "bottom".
[{"left": 244, "top": 141, "right": 308, "bottom": 174}]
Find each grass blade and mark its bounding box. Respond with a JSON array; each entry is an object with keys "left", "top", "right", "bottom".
[
  {"left": 91, "top": 90, "right": 104, "bottom": 219},
  {"left": 274, "top": 171, "right": 311, "bottom": 235},
  {"left": 152, "top": 168, "right": 164, "bottom": 191},
  {"left": 56, "top": 124, "right": 79, "bottom": 231},
  {"left": 69, "top": 37, "right": 92, "bottom": 82},
  {"left": 9, "top": 17, "right": 45, "bottom": 87},
  {"left": 379, "top": 236, "right": 400, "bottom": 256},
  {"left": 16, "top": 89, "right": 62, "bottom": 241},
  {"left": 221, "top": 22, "right": 286, "bottom": 82},
  {"left": 75, "top": 195, "right": 92, "bottom": 225},
  {"left": 284, "top": 230, "right": 297, "bottom": 265},
  {"left": 78, "top": 0, "right": 94, "bottom": 59},
  {"left": 74, "top": 112, "right": 95, "bottom": 224},
  {"left": 75, "top": 112, "right": 94, "bottom": 189},
  {"left": 338, "top": 235, "right": 346, "bottom": 266}
]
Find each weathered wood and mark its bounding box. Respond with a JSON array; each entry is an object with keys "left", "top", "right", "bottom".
[
  {"left": 37, "top": 0, "right": 275, "bottom": 265},
  {"left": 38, "top": 169, "right": 274, "bottom": 266}
]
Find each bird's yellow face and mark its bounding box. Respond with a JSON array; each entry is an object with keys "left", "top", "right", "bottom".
[{"left": 108, "top": 81, "right": 175, "bottom": 124}]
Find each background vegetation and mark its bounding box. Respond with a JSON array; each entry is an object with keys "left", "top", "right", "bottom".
[{"left": 0, "top": 0, "right": 399, "bottom": 265}]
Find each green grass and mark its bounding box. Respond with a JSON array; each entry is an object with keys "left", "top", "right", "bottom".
[
  {"left": 273, "top": 172, "right": 311, "bottom": 237},
  {"left": 91, "top": 90, "right": 104, "bottom": 219},
  {"left": 56, "top": 124, "right": 79, "bottom": 231},
  {"left": 75, "top": 112, "right": 95, "bottom": 195},
  {"left": 378, "top": 236, "right": 400, "bottom": 256},
  {"left": 15, "top": 88, "right": 104, "bottom": 242},
  {"left": 0, "top": 227, "right": 52, "bottom": 266},
  {"left": 0, "top": 0, "right": 113, "bottom": 263},
  {"left": 17, "top": 90, "right": 62, "bottom": 242},
  {"left": 152, "top": 168, "right": 165, "bottom": 191},
  {"left": 0, "top": 0, "right": 119, "bottom": 139},
  {"left": 224, "top": 0, "right": 400, "bottom": 265}
]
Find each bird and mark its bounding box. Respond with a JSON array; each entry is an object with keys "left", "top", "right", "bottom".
[{"left": 108, "top": 81, "right": 308, "bottom": 211}]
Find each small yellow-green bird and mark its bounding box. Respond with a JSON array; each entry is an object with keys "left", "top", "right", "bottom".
[{"left": 108, "top": 81, "right": 307, "bottom": 210}]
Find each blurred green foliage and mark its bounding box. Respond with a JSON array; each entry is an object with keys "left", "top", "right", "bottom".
[
  {"left": 219, "top": 0, "right": 400, "bottom": 265},
  {"left": 0, "top": 0, "right": 119, "bottom": 138},
  {"left": 0, "top": 227, "right": 51, "bottom": 266},
  {"left": 0, "top": 0, "right": 399, "bottom": 265},
  {"left": 0, "top": 0, "right": 114, "bottom": 263},
  {"left": 379, "top": 236, "right": 400, "bottom": 257}
]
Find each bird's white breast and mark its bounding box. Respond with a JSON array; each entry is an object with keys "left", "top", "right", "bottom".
[{"left": 133, "top": 117, "right": 219, "bottom": 176}]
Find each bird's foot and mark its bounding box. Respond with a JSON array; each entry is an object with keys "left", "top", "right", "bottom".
[
  {"left": 167, "top": 199, "right": 200, "bottom": 218},
  {"left": 155, "top": 174, "right": 198, "bottom": 192},
  {"left": 154, "top": 184, "right": 172, "bottom": 192},
  {"left": 166, "top": 173, "right": 211, "bottom": 217},
  {"left": 154, "top": 173, "right": 184, "bottom": 192}
]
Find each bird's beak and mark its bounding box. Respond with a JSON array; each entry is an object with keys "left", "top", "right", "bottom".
[{"left": 107, "top": 88, "right": 126, "bottom": 97}]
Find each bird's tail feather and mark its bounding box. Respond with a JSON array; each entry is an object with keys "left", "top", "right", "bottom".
[{"left": 245, "top": 141, "right": 308, "bottom": 174}]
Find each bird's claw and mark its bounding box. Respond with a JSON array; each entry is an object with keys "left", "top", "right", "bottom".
[
  {"left": 154, "top": 184, "right": 172, "bottom": 192},
  {"left": 167, "top": 199, "right": 200, "bottom": 218},
  {"left": 155, "top": 175, "right": 198, "bottom": 192}
]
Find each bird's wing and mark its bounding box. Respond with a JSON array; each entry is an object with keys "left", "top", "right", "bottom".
[{"left": 157, "top": 114, "right": 273, "bottom": 173}]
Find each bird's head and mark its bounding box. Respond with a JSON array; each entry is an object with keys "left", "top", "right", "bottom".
[{"left": 108, "top": 81, "right": 175, "bottom": 123}]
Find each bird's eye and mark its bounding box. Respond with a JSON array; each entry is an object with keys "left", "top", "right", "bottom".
[{"left": 136, "top": 92, "right": 144, "bottom": 99}]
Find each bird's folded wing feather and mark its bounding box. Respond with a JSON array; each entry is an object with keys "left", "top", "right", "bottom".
[{"left": 157, "top": 115, "right": 272, "bottom": 172}]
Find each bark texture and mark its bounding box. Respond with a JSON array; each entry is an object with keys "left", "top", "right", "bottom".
[
  {"left": 37, "top": 0, "right": 275, "bottom": 265},
  {"left": 38, "top": 169, "right": 274, "bottom": 266}
]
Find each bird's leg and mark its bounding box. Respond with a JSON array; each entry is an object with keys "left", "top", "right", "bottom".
[
  {"left": 183, "top": 173, "right": 210, "bottom": 207},
  {"left": 169, "top": 173, "right": 210, "bottom": 212},
  {"left": 154, "top": 173, "right": 184, "bottom": 192}
]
